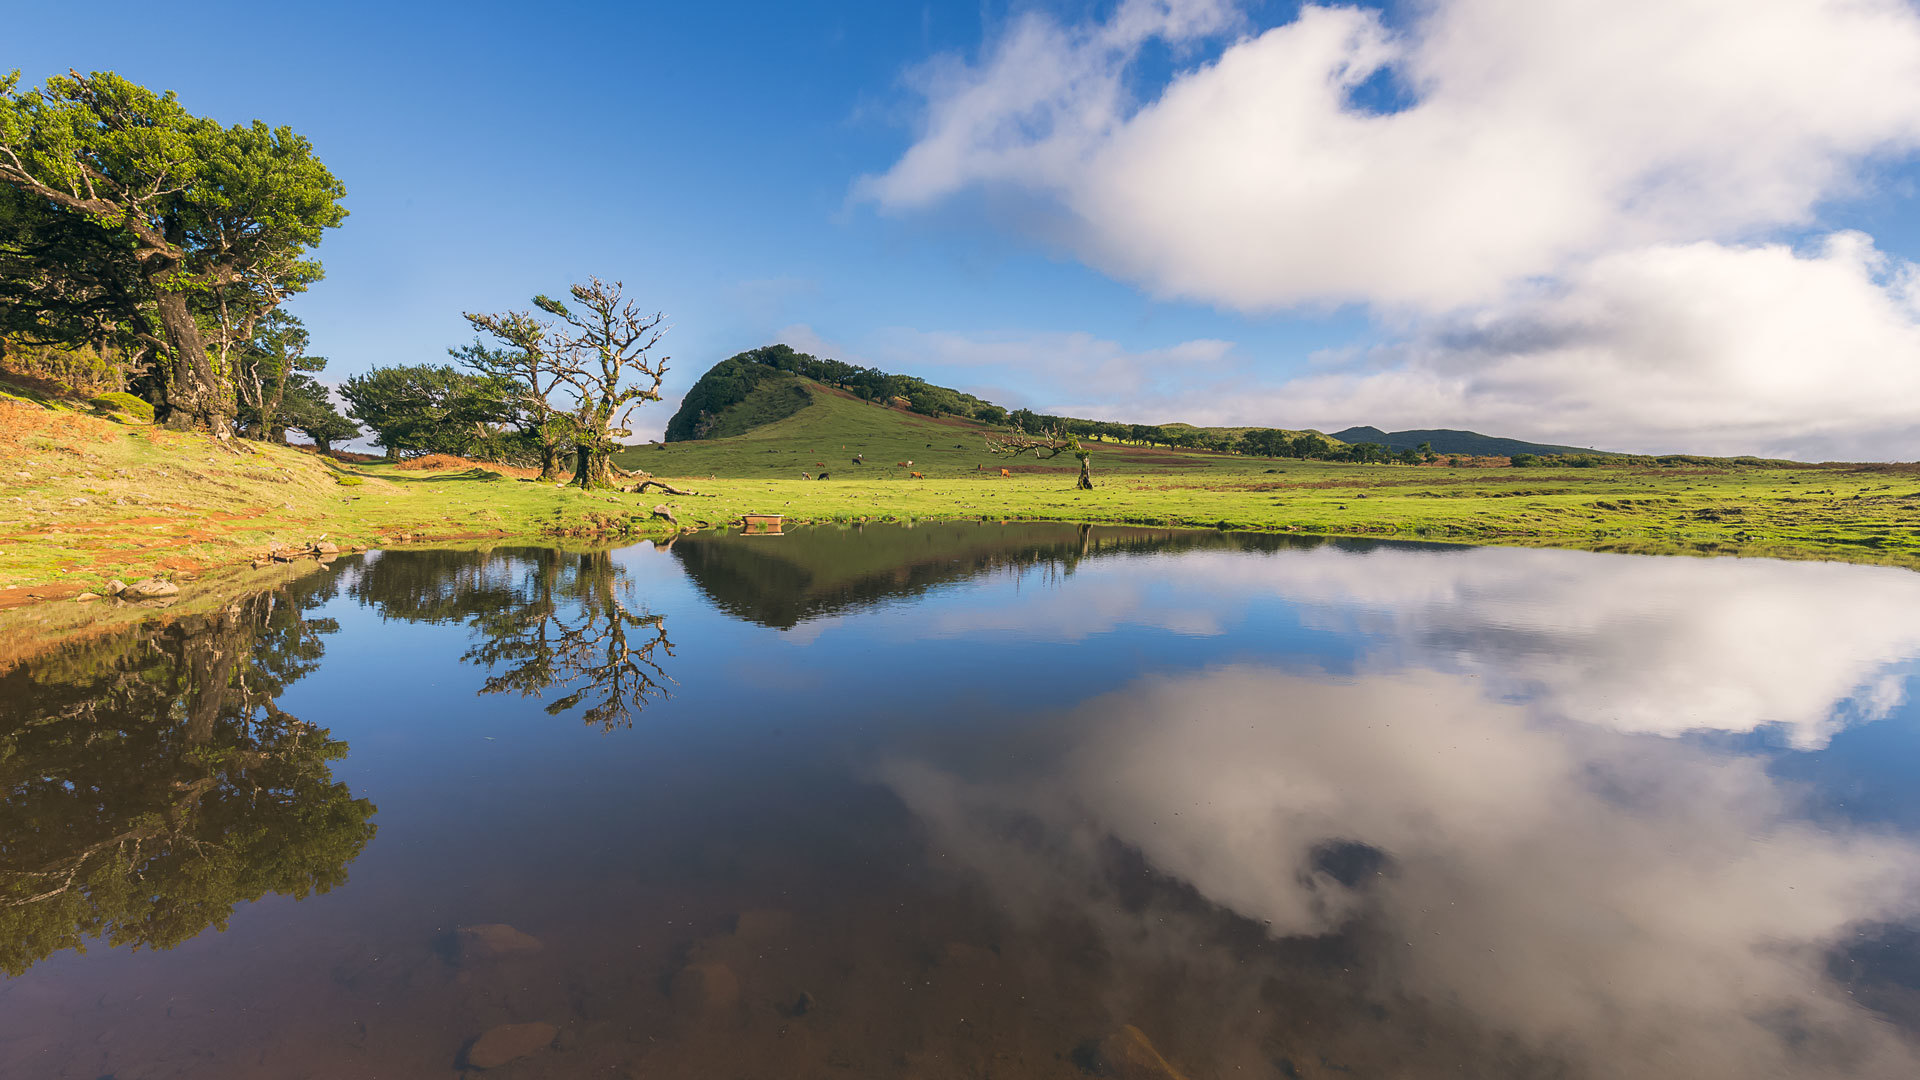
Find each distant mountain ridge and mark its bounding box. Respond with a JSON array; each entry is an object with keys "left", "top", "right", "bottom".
[{"left": 1331, "top": 427, "right": 1599, "bottom": 457}]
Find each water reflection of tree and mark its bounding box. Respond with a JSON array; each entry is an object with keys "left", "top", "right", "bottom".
[
  {"left": 671, "top": 522, "right": 1364, "bottom": 630},
  {"left": 462, "top": 549, "right": 675, "bottom": 730},
  {"left": 346, "top": 547, "right": 675, "bottom": 730},
  {"left": 0, "top": 583, "right": 377, "bottom": 976}
]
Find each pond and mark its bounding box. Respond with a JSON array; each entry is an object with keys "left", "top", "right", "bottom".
[{"left": 5, "top": 523, "right": 1920, "bottom": 1079}]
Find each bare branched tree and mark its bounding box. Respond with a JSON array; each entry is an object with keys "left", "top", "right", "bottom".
[
  {"left": 988, "top": 425, "right": 1095, "bottom": 490},
  {"left": 463, "top": 551, "right": 676, "bottom": 730},
  {"left": 535, "top": 277, "right": 669, "bottom": 489}
]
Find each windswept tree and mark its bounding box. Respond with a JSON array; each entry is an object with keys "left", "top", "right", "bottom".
[
  {"left": 452, "top": 310, "right": 575, "bottom": 481},
  {"left": 234, "top": 310, "right": 324, "bottom": 440},
  {"left": 0, "top": 70, "right": 346, "bottom": 435},
  {"left": 340, "top": 364, "right": 516, "bottom": 460},
  {"left": 989, "top": 424, "right": 1095, "bottom": 490},
  {"left": 279, "top": 374, "right": 358, "bottom": 454}
]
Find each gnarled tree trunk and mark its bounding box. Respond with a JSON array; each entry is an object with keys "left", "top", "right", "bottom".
[
  {"left": 573, "top": 442, "right": 613, "bottom": 489},
  {"left": 538, "top": 442, "right": 566, "bottom": 482},
  {"left": 152, "top": 288, "right": 232, "bottom": 437}
]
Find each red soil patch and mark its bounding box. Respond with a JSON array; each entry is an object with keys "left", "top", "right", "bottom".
[{"left": 0, "top": 582, "right": 86, "bottom": 610}]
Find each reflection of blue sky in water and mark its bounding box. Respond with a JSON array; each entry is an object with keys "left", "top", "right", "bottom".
[{"left": 11, "top": 532, "right": 1920, "bottom": 1078}]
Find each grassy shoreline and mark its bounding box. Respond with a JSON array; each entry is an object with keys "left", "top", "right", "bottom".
[{"left": 5, "top": 400, "right": 1920, "bottom": 610}]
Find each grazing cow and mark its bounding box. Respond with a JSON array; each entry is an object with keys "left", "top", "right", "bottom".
[
  {"left": 909, "top": 471, "right": 923, "bottom": 479},
  {"left": 801, "top": 472, "right": 811, "bottom": 480},
  {"left": 897, "top": 460, "right": 913, "bottom": 467},
  {"left": 1000, "top": 468, "right": 1011, "bottom": 477},
  {"left": 852, "top": 455, "right": 863, "bottom": 464},
  {"left": 815, "top": 461, "right": 825, "bottom": 466},
  {"left": 818, "top": 471, "right": 831, "bottom": 480}
]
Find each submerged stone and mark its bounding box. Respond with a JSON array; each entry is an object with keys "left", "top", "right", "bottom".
[
  {"left": 463, "top": 1021, "right": 557, "bottom": 1069},
  {"left": 455, "top": 922, "right": 543, "bottom": 963}
]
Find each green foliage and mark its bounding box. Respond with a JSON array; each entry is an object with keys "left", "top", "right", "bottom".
[
  {"left": 0, "top": 70, "right": 347, "bottom": 430},
  {"left": 279, "top": 373, "right": 358, "bottom": 450},
  {"left": 234, "top": 310, "right": 326, "bottom": 438},
  {"left": 0, "top": 187, "right": 152, "bottom": 367},
  {"left": 1510, "top": 453, "right": 1541, "bottom": 467},
  {"left": 341, "top": 363, "right": 519, "bottom": 459},
  {"left": 699, "top": 373, "right": 812, "bottom": 440},
  {"left": 665, "top": 354, "right": 792, "bottom": 441}
]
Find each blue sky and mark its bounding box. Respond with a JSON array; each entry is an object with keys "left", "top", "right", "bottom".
[{"left": 12, "top": 0, "right": 1920, "bottom": 458}]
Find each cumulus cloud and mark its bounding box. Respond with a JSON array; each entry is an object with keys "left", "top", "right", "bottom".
[
  {"left": 883, "top": 665, "right": 1920, "bottom": 1077},
  {"left": 863, "top": 0, "right": 1920, "bottom": 311},
  {"left": 860, "top": 0, "right": 1920, "bottom": 458},
  {"left": 1270, "top": 233, "right": 1920, "bottom": 457}
]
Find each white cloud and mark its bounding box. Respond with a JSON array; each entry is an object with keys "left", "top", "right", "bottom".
[
  {"left": 859, "top": 0, "right": 1920, "bottom": 458},
  {"left": 797, "top": 232, "right": 1920, "bottom": 456},
  {"left": 1266, "top": 233, "right": 1920, "bottom": 457},
  {"left": 864, "top": 0, "right": 1920, "bottom": 312}
]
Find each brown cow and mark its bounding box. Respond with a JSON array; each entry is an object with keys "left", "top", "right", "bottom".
[
  {"left": 897, "top": 460, "right": 913, "bottom": 467},
  {"left": 909, "top": 471, "right": 923, "bottom": 479},
  {"left": 1000, "top": 468, "right": 1011, "bottom": 477}
]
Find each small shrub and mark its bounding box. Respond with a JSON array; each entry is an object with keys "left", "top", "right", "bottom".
[
  {"left": 335, "top": 475, "right": 364, "bottom": 487},
  {"left": 89, "top": 391, "right": 154, "bottom": 424}
]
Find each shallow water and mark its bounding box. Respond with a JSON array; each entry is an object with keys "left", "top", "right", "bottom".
[{"left": 5, "top": 524, "right": 1920, "bottom": 1079}]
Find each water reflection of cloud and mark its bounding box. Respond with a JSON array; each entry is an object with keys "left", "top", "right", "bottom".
[
  {"left": 823, "top": 544, "right": 1920, "bottom": 748},
  {"left": 883, "top": 665, "right": 1920, "bottom": 1078},
  {"left": 1157, "top": 546, "right": 1920, "bottom": 748}
]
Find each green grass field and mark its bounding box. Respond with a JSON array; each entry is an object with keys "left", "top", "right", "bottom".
[
  {"left": 4, "top": 376, "right": 1919, "bottom": 608},
  {"left": 618, "top": 380, "right": 1920, "bottom": 567}
]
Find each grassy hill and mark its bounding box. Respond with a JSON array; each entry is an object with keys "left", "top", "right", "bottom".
[
  {"left": 1159, "top": 422, "right": 1342, "bottom": 444},
  {"left": 621, "top": 377, "right": 1228, "bottom": 481},
  {"left": 1331, "top": 426, "right": 1595, "bottom": 457}
]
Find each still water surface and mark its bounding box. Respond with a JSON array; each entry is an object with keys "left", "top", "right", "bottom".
[{"left": 6, "top": 524, "right": 1920, "bottom": 1078}]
